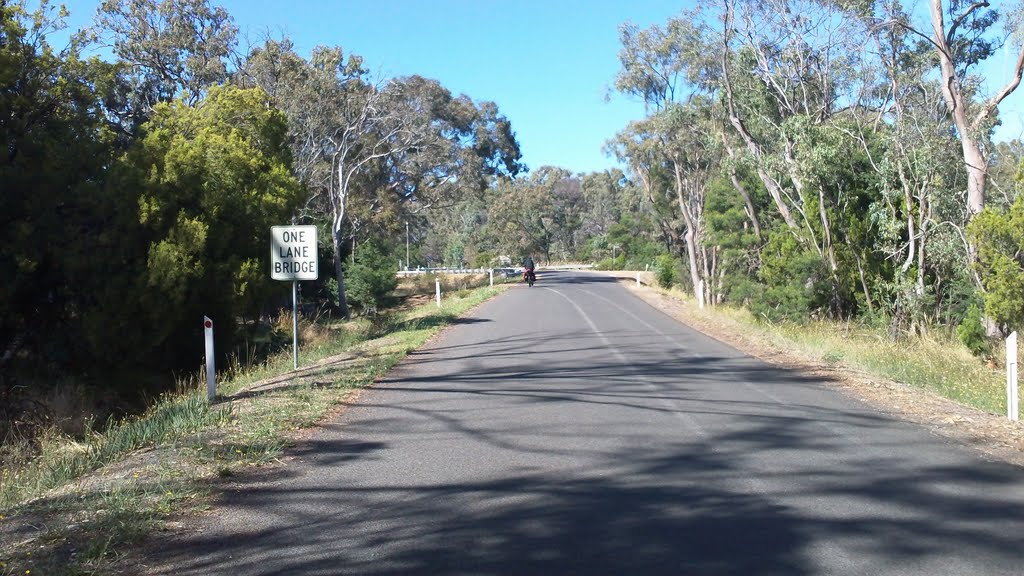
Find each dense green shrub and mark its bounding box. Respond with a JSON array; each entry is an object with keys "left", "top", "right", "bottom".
[
  {"left": 346, "top": 243, "right": 399, "bottom": 313},
  {"left": 595, "top": 255, "right": 626, "bottom": 270},
  {"left": 969, "top": 196, "right": 1024, "bottom": 332},
  {"left": 956, "top": 303, "right": 989, "bottom": 356},
  {"left": 750, "top": 232, "right": 831, "bottom": 323},
  {"left": 472, "top": 251, "right": 497, "bottom": 268},
  {"left": 656, "top": 255, "right": 676, "bottom": 288}
]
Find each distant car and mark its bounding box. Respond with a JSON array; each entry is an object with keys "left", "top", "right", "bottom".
[{"left": 500, "top": 268, "right": 520, "bottom": 278}]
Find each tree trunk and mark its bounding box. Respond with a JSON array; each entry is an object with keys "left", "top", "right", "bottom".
[
  {"left": 854, "top": 250, "right": 874, "bottom": 314},
  {"left": 817, "top": 187, "right": 838, "bottom": 274},
  {"left": 333, "top": 228, "right": 350, "bottom": 319},
  {"left": 722, "top": 138, "right": 763, "bottom": 240},
  {"left": 720, "top": 3, "right": 798, "bottom": 230},
  {"left": 674, "top": 164, "right": 705, "bottom": 307},
  {"left": 964, "top": 147, "right": 986, "bottom": 217},
  {"left": 683, "top": 222, "right": 704, "bottom": 307},
  {"left": 930, "top": 0, "right": 989, "bottom": 218},
  {"left": 729, "top": 165, "right": 762, "bottom": 241}
]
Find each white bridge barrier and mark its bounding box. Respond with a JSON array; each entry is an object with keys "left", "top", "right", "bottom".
[{"left": 398, "top": 264, "right": 594, "bottom": 277}]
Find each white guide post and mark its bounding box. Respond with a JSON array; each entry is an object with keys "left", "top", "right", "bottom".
[
  {"left": 436, "top": 278, "right": 442, "bottom": 307},
  {"left": 489, "top": 269, "right": 494, "bottom": 287},
  {"left": 636, "top": 273, "right": 641, "bottom": 287},
  {"left": 204, "top": 316, "right": 215, "bottom": 401},
  {"left": 1008, "top": 331, "right": 1019, "bottom": 421}
]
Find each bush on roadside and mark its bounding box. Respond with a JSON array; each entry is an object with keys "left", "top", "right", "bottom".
[
  {"left": 656, "top": 255, "right": 676, "bottom": 288},
  {"left": 472, "top": 251, "right": 497, "bottom": 268},
  {"left": 957, "top": 303, "right": 989, "bottom": 357},
  {"left": 595, "top": 255, "right": 625, "bottom": 270},
  {"left": 346, "top": 243, "right": 399, "bottom": 313}
]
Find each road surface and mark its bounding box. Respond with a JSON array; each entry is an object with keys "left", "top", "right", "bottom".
[{"left": 146, "top": 271, "right": 1024, "bottom": 575}]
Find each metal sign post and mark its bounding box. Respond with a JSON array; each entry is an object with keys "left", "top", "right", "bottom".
[
  {"left": 271, "top": 225, "right": 318, "bottom": 370},
  {"left": 292, "top": 280, "right": 299, "bottom": 370},
  {"left": 204, "top": 316, "right": 215, "bottom": 401}
]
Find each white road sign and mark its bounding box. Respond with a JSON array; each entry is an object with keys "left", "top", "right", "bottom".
[{"left": 271, "top": 225, "right": 318, "bottom": 281}]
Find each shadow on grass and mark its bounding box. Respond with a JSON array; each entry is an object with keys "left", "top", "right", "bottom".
[
  {"left": 0, "top": 477, "right": 203, "bottom": 576},
  {"left": 365, "top": 312, "right": 493, "bottom": 339}
]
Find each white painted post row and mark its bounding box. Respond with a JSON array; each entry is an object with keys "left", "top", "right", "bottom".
[
  {"left": 204, "top": 316, "right": 215, "bottom": 401},
  {"left": 436, "top": 278, "right": 442, "bottom": 307},
  {"left": 1008, "top": 331, "right": 1019, "bottom": 422}
]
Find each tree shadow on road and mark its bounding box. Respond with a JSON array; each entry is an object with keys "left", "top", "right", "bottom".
[{"left": 137, "top": 332, "right": 1024, "bottom": 575}]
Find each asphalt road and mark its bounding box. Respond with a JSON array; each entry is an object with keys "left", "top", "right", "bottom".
[{"left": 147, "top": 271, "right": 1024, "bottom": 575}]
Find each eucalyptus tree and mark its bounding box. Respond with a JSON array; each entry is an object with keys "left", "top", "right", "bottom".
[
  {"left": 607, "top": 117, "right": 681, "bottom": 258},
  {"left": 239, "top": 42, "right": 522, "bottom": 317},
  {"left": 237, "top": 41, "right": 412, "bottom": 318},
  {"left": 95, "top": 0, "right": 237, "bottom": 132},
  {"left": 342, "top": 75, "right": 522, "bottom": 295},
  {"left": 236, "top": 39, "right": 363, "bottom": 192},
  {"left": 372, "top": 75, "right": 523, "bottom": 216},
  {"left": 886, "top": 0, "right": 1024, "bottom": 218},
  {"left": 615, "top": 16, "right": 705, "bottom": 112},
  {"left": 614, "top": 8, "right": 763, "bottom": 272},
  {"left": 720, "top": 0, "right": 874, "bottom": 262},
  {"left": 324, "top": 78, "right": 423, "bottom": 318},
  {"left": 655, "top": 101, "right": 721, "bottom": 305},
  {"left": 846, "top": 6, "right": 968, "bottom": 331},
  {"left": 489, "top": 167, "right": 574, "bottom": 262},
  {"left": 613, "top": 14, "right": 727, "bottom": 303},
  {"left": 579, "top": 169, "right": 629, "bottom": 242}
]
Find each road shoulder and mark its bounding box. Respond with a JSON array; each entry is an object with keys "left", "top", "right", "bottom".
[{"left": 600, "top": 271, "right": 1024, "bottom": 468}]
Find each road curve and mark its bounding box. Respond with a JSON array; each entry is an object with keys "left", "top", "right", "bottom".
[{"left": 145, "top": 271, "right": 1024, "bottom": 575}]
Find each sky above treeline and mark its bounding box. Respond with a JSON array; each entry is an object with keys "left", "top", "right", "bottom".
[{"left": 52, "top": 0, "right": 1024, "bottom": 175}]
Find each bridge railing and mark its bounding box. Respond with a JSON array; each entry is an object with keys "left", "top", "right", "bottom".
[{"left": 397, "top": 263, "right": 594, "bottom": 277}]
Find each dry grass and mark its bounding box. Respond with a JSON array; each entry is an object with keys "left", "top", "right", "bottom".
[{"left": 658, "top": 294, "right": 1007, "bottom": 415}]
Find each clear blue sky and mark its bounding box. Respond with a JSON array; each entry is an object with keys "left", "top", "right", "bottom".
[
  {"left": 56, "top": 0, "right": 687, "bottom": 175},
  {"left": 53, "top": 0, "right": 1024, "bottom": 174}
]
